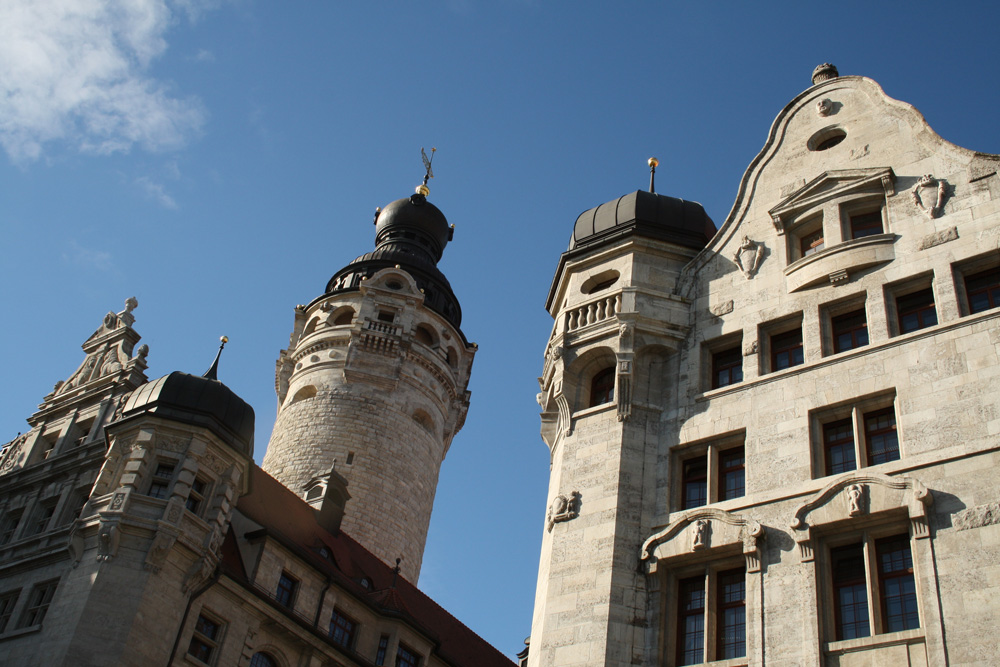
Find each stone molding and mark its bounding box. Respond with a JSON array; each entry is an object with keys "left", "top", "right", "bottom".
[
  {"left": 641, "top": 507, "right": 764, "bottom": 573},
  {"left": 790, "top": 472, "right": 932, "bottom": 562}
]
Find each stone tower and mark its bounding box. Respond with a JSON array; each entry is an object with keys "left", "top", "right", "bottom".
[{"left": 262, "top": 186, "right": 475, "bottom": 582}]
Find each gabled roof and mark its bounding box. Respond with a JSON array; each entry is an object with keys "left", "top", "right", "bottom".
[{"left": 231, "top": 465, "right": 515, "bottom": 667}]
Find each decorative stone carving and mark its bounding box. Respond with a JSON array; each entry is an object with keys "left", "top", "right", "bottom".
[
  {"left": 67, "top": 523, "right": 85, "bottom": 568},
  {"left": 0, "top": 434, "right": 27, "bottom": 475},
  {"left": 846, "top": 484, "right": 864, "bottom": 517},
  {"left": 642, "top": 508, "right": 764, "bottom": 573},
  {"left": 919, "top": 226, "right": 959, "bottom": 250},
  {"left": 136, "top": 344, "right": 149, "bottom": 360},
  {"left": 618, "top": 323, "right": 634, "bottom": 350},
  {"left": 816, "top": 98, "right": 833, "bottom": 117},
  {"left": 97, "top": 521, "right": 120, "bottom": 561},
  {"left": 912, "top": 174, "right": 948, "bottom": 219},
  {"left": 546, "top": 491, "right": 579, "bottom": 532},
  {"left": 710, "top": 300, "right": 734, "bottom": 317},
  {"left": 183, "top": 555, "right": 216, "bottom": 593},
  {"left": 850, "top": 144, "right": 869, "bottom": 160},
  {"left": 811, "top": 63, "right": 839, "bottom": 85},
  {"left": 780, "top": 178, "right": 806, "bottom": 198},
  {"left": 743, "top": 340, "right": 758, "bottom": 356},
  {"left": 691, "top": 519, "right": 710, "bottom": 551},
  {"left": 145, "top": 531, "right": 177, "bottom": 572},
  {"left": 549, "top": 346, "right": 563, "bottom": 361},
  {"left": 109, "top": 491, "right": 127, "bottom": 511},
  {"left": 616, "top": 355, "right": 633, "bottom": 422},
  {"left": 731, "top": 236, "right": 765, "bottom": 279}
]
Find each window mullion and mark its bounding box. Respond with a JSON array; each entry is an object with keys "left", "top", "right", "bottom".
[
  {"left": 863, "top": 532, "right": 882, "bottom": 636},
  {"left": 851, "top": 407, "right": 866, "bottom": 469},
  {"left": 706, "top": 447, "right": 719, "bottom": 505},
  {"left": 704, "top": 568, "right": 717, "bottom": 663}
]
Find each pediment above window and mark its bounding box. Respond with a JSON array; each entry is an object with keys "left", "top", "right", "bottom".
[
  {"left": 770, "top": 168, "right": 896, "bottom": 233},
  {"left": 641, "top": 507, "right": 764, "bottom": 573}
]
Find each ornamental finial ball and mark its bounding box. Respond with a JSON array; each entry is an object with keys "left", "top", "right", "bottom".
[
  {"left": 648, "top": 157, "right": 659, "bottom": 168},
  {"left": 415, "top": 184, "right": 430, "bottom": 196},
  {"left": 220, "top": 335, "right": 229, "bottom": 344}
]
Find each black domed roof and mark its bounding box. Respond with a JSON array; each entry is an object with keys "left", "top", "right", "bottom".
[
  {"left": 122, "top": 371, "right": 255, "bottom": 456},
  {"left": 571, "top": 190, "right": 716, "bottom": 251},
  {"left": 323, "top": 192, "right": 463, "bottom": 329}
]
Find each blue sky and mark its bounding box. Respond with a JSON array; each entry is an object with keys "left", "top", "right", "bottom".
[{"left": 3, "top": 1, "right": 999, "bottom": 659}]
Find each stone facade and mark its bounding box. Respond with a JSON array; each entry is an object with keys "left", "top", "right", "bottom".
[{"left": 529, "top": 67, "right": 1000, "bottom": 666}]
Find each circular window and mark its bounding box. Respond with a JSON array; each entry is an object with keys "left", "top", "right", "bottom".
[
  {"left": 808, "top": 127, "right": 847, "bottom": 151},
  {"left": 386, "top": 280, "right": 403, "bottom": 290}
]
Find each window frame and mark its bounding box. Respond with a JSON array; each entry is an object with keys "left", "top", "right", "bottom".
[
  {"left": 884, "top": 275, "right": 937, "bottom": 337},
  {"left": 588, "top": 367, "right": 616, "bottom": 408},
  {"left": 329, "top": 607, "right": 358, "bottom": 649},
  {"left": 830, "top": 309, "right": 869, "bottom": 354},
  {"left": 895, "top": 288, "right": 938, "bottom": 335},
  {"left": 147, "top": 460, "right": 177, "bottom": 500},
  {"left": 186, "top": 477, "right": 209, "bottom": 515},
  {"left": 0, "top": 509, "right": 24, "bottom": 545},
  {"left": 29, "top": 498, "right": 59, "bottom": 536},
  {"left": 788, "top": 213, "right": 825, "bottom": 262},
  {"left": 395, "top": 642, "right": 422, "bottom": 667},
  {"left": 673, "top": 434, "right": 747, "bottom": 511},
  {"left": 275, "top": 571, "right": 299, "bottom": 609},
  {"left": 19, "top": 579, "right": 58, "bottom": 628},
  {"left": 187, "top": 611, "right": 225, "bottom": 666},
  {"left": 964, "top": 267, "right": 1000, "bottom": 314},
  {"left": 954, "top": 255, "right": 1000, "bottom": 316},
  {"left": 0, "top": 589, "right": 20, "bottom": 633},
  {"left": 811, "top": 393, "right": 899, "bottom": 479},
  {"left": 670, "top": 562, "right": 748, "bottom": 666}
]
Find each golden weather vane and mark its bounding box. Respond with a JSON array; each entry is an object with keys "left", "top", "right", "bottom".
[{"left": 416, "top": 147, "right": 436, "bottom": 196}]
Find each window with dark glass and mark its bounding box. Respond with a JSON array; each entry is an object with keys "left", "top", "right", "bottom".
[
  {"left": 965, "top": 267, "right": 1000, "bottom": 314},
  {"left": 719, "top": 447, "right": 745, "bottom": 501},
  {"left": 677, "top": 576, "right": 705, "bottom": 666},
  {"left": 864, "top": 409, "right": 899, "bottom": 465},
  {"left": 717, "top": 568, "right": 746, "bottom": 660},
  {"left": 329, "top": 608, "right": 357, "bottom": 649},
  {"left": 711, "top": 347, "right": 743, "bottom": 389},
  {"left": 0, "top": 589, "right": 20, "bottom": 633},
  {"left": 801, "top": 228, "right": 825, "bottom": 257},
  {"left": 588, "top": 367, "right": 615, "bottom": 408},
  {"left": 771, "top": 328, "right": 804, "bottom": 371},
  {"left": 896, "top": 288, "right": 937, "bottom": 334},
  {"left": 148, "top": 462, "right": 175, "bottom": 500},
  {"left": 186, "top": 478, "right": 207, "bottom": 514},
  {"left": 849, "top": 210, "right": 883, "bottom": 239},
  {"left": 29, "top": 499, "right": 57, "bottom": 536},
  {"left": 375, "top": 634, "right": 389, "bottom": 666},
  {"left": 824, "top": 419, "right": 857, "bottom": 475},
  {"left": 187, "top": 613, "right": 221, "bottom": 664},
  {"left": 19, "top": 580, "right": 57, "bottom": 628},
  {"left": 831, "top": 543, "right": 870, "bottom": 640},
  {"left": 396, "top": 643, "right": 420, "bottom": 667},
  {"left": 275, "top": 571, "right": 298, "bottom": 608},
  {"left": 876, "top": 536, "right": 919, "bottom": 632},
  {"left": 832, "top": 309, "right": 869, "bottom": 353},
  {"left": 681, "top": 458, "right": 707, "bottom": 510},
  {"left": 0, "top": 510, "right": 23, "bottom": 545}
]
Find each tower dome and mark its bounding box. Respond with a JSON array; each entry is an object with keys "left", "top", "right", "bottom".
[{"left": 570, "top": 190, "right": 716, "bottom": 252}]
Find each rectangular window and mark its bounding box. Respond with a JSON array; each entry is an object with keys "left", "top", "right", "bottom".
[
  {"left": 711, "top": 346, "right": 743, "bottom": 389},
  {"left": 275, "top": 571, "right": 298, "bottom": 608},
  {"left": 848, "top": 210, "right": 883, "bottom": 239},
  {"left": 831, "top": 543, "right": 870, "bottom": 640},
  {"left": 876, "top": 535, "right": 919, "bottom": 632},
  {"left": 29, "top": 499, "right": 58, "bottom": 536},
  {"left": 801, "top": 228, "right": 825, "bottom": 257},
  {"left": 188, "top": 613, "right": 222, "bottom": 664},
  {"left": 0, "top": 589, "right": 20, "bottom": 633},
  {"left": 896, "top": 288, "right": 937, "bottom": 334},
  {"left": 864, "top": 409, "right": 899, "bottom": 465},
  {"left": 395, "top": 644, "right": 421, "bottom": 667},
  {"left": 148, "top": 462, "right": 175, "bottom": 500},
  {"left": 771, "top": 328, "right": 804, "bottom": 371},
  {"left": 681, "top": 459, "right": 707, "bottom": 510},
  {"left": 965, "top": 266, "right": 1000, "bottom": 314},
  {"left": 19, "top": 580, "right": 57, "bottom": 628},
  {"left": 0, "top": 510, "right": 23, "bottom": 545},
  {"left": 186, "top": 478, "right": 207, "bottom": 514},
  {"left": 375, "top": 634, "right": 389, "bottom": 666},
  {"left": 824, "top": 419, "right": 857, "bottom": 475},
  {"left": 717, "top": 568, "right": 747, "bottom": 659},
  {"left": 719, "top": 447, "right": 745, "bottom": 501},
  {"left": 828, "top": 533, "right": 918, "bottom": 642},
  {"left": 831, "top": 309, "right": 869, "bottom": 353},
  {"left": 329, "top": 608, "right": 357, "bottom": 649},
  {"left": 677, "top": 576, "right": 706, "bottom": 666},
  {"left": 814, "top": 395, "right": 900, "bottom": 478}
]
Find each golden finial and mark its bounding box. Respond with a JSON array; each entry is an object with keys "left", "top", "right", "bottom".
[
  {"left": 417, "top": 147, "right": 436, "bottom": 196},
  {"left": 648, "top": 157, "right": 659, "bottom": 193}
]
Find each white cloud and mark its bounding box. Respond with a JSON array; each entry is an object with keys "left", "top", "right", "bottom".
[
  {"left": 135, "top": 175, "right": 178, "bottom": 209},
  {"left": 63, "top": 240, "right": 113, "bottom": 271},
  {"left": 0, "top": 0, "right": 213, "bottom": 162},
  {"left": 193, "top": 48, "right": 216, "bottom": 62}
]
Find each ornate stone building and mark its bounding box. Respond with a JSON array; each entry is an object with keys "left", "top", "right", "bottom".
[
  {"left": 529, "top": 65, "right": 1000, "bottom": 666},
  {"left": 0, "top": 189, "right": 508, "bottom": 667}
]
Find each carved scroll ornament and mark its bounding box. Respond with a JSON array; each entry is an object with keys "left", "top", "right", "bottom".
[
  {"left": 732, "top": 236, "right": 765, "bottom": 279},
  {"left": 911, "top": 174, "right": 947, "bottom": 219}
]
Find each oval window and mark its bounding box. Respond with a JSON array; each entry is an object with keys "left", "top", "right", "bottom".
[{"left": 808, "top": 127, "right": 847, "bottom": 151}]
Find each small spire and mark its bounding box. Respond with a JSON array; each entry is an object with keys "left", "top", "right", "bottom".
[
  {"left": 648, "top": 157, "right": 659, "bottom": 193},
  {"left": 203, "top": 335, "right": 229, "bottom": 380}
]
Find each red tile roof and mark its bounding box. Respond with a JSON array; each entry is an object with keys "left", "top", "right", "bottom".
[{"left": 232, "top": 465, "right": 515, "bottom": 667}]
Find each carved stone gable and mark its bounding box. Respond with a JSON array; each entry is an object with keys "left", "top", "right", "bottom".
[{"left": 769, "top": 168, "right": 896, "bottom": 233}]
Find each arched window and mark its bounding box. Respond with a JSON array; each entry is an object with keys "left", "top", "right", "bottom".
[
  {"left": 589, "top": 367, "right": 615, "bottom": 407},
  {"left": 249, "top": 653, "right": 278, "bottom": 667}
]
